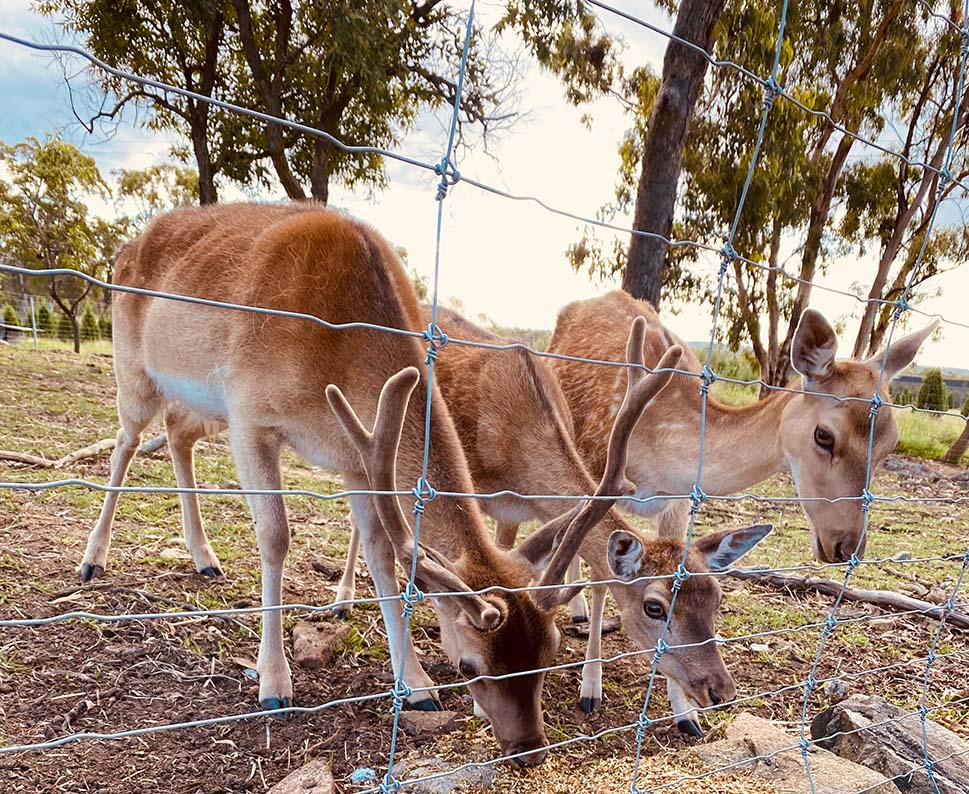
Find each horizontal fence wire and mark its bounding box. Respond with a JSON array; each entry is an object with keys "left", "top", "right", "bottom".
[{"left": 0, "top": 0, "right": 967, "bottom": 791}]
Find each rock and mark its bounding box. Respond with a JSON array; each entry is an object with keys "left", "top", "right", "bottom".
[
  {"left": 399, "top": 710, "right": 463, "bottom": 737},
  {"left": 291, "top": 621, "right": 350, "bottom": 670},
  {"left": 812, "top": 694, "right": 969, "bottom": 794},
  {"left": 390, "top": 755, "right": 495, "bottom": 794},
  {"left": 694, "top": 713, "right": 894, "bottom": 793},
  {"left": 159, "top": 546, "right": 191, "bottom": 561},
  {"left": 266, "top": 758, "right": 334, "bottom": 793}
]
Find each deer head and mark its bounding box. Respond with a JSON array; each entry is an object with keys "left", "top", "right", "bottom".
[
  {"left": 784, "top": 310, "right": 938, "bottom": 562},
  {"left": 606, "top": 523, "right": 772, "bottom": 732},
  {"left": 326, "top": 320, "right": 682, "bottom": 765}
]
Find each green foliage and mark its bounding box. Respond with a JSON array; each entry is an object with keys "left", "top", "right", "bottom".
[
  {"left": 36, "top": 304, "right": 53, "bottom": 336},
  {"left": 98, "top": 312, "right": 112, "bottom": 340},
  {"left": 916, "top": 368, "right": 947, "bottom": 412},
  {"left": 963, "top": 394, "right": 969, "bottom": 418},
  {"left": 56, "top": 312, "right": 74, "bottom": 341},
  {"left": 116, "top": 164, "right": 198, "bottom": 229},
  {"left": 81, "top": 304, "right": 100, "bottom": 341},
  {"left": 2, "top": 305, "right": 18, "bottom": 330},
  {"left": 891, "top": 385, "right": 914, "bottom": 407}
]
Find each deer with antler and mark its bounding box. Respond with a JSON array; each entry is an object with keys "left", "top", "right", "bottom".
[
  {"left": 543, "top": 290, "right": 938, "bottom": 563},
  {"left": 335, "top": 306, "right": 773, "bottom": 734},
  {"left": 80, "top": 202, "right": 679, "bottom": 765}
]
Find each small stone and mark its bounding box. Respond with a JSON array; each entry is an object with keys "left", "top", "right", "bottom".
[
  {"left": 399, "top": 710, "right": 462, "bottom": 737},
  {"left": 266, "top": 758, "right": 334, "bottom": 794},
  {"left": 750, "top": 643, "right": 770, "bottom": 653},
  {"left": 291, "top": 621, "right": 350, "bottom": 670},
  {"left": 391, "top": 755, "right": 495, "bottom": 794},
  {"left": 159, "top": 547, "right": 191, "bottom": 561}
]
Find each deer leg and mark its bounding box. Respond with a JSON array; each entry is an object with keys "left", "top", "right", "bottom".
[
  {"left": 566, "top": 556, "right": 590, "bottom": 623},
  {"left": 81, "top": 391, "right": 160, "bottom": 581},
  {"left": 495, "top": 521, "right": 520, "bottom": 550},
  {"left": 579, "top": 585, "right": 606, "bottom": 713},
  {"left": 667, "top": 679, "right": 702, "bottom": 737},
  {"left": 229, "top": 428, "right": 292, "bottom": 710},
  {"left": 348, "top": 490, "right": 440, "bottom": 711},
  {"left": 164, "top": 407, "right": 222, "bottom": 577},
  {"left": 332, "top": 513, "right": 361, "bottom": 620},
  {"left": 657, "top": 499, "right": 690, "bottom": 542}
]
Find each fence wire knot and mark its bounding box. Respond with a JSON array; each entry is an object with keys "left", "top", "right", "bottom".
[
  {"left": 700, "top": 364, "right": 718, "bottom": 395},
  {"left": 861, "top": 488, "right": 874, "bottom": 514},
  {"left": 391, "top": 680, "right": 413, "bottom": 710},
  {"left": 799, "top": 736, "right": 810, "bottom": 759},
  {"left": 434, "top": 157, "right": 461, "bottom": 200},
  {"left": 689, "top": 484, "right": 708, "bottom": 512},
  {"left": 823, "top": 614, "right": 838, "bottom": 635},
  {"left": 412, "top": 478, "right": 437, "bottom": 515},
  {"left": 718, "top": 242, "right": 737, "bottom": 275},
  {"left": 634, "top": 712, "right": 653, "bottom": 742},
  {"left": 422, "top": 322, "right": 450, "bottom": 364},
  {"left": 869, "top": 393, "right": 884, "bottom": 417},
  {"left": 379, "top": 772, "right": 402, "bottom": 794},
  {"left": 846, "top": 553, "right": 860, "bottom": 574},
  {"left": 672, "top": 563, "right": 692, "bottom": 591},
  {"left": 401, "top": 582, "right": 425, "bottom": 618},
  {"left": 763, "top": 75, "right": 782, "bottom": 108}
]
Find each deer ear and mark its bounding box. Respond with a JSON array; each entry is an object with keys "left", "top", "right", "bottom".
[
  {"left": 792, "top": 310, "right": 838, "bottom": 383},
  {"left": 693, "top": 524, "right": 772, "bottom": 571},
  {"left": 866, "top": 319, "right": 939, "bottom": 380},
  {"left": 608, "top": 530, "right": 645, "bottom": 581}
]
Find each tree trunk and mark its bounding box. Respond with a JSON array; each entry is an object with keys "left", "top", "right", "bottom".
[
  {"left": 943, "top": 421, "right": 969, "bottom": 465},
  {"left": 71, "top": 314, "right": 81, "bottom": 354},
  {"left": 191, "top": 118, "right": 219, "bottom": 205},
  {"left": 622, "top": 0, "right": 726, "bottom": 308},
  {"left": 310, "top": 138, "right": 331, "bottom": 204}
]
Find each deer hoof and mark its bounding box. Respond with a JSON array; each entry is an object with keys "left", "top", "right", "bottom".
[
  {"left": 332, "top": 606, "right": 352, "bottom": 621},
  {"left": 409, "top": 696, "right": 442, "bottom": 712},
  {"left": 80, "top": 563, "right": 104, "bottom": 582},
  {"left": 676, "top": 718, "right": 703, "bottom": 738},
  {"left": 579, "top": 696, "right": 601, "bottom": 714},
  {"left": 570, "top": 614, "right": 589, "bottom": 625},
  {"left": 260, "top": 696, "right": 292, "bottom": 716},
  {"left": 198, "top": 566, "right": 224, "bottom": 578}
]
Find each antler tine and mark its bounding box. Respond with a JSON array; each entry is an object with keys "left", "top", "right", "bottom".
[
  {"left": 535, "top": 321, "right": 683, "bottom": 595},
  {"left": 326, "top": 369, "right": 501, "bottom": 630}
]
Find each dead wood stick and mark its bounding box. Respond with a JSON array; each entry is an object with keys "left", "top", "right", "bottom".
[
  {"left": 730, "top": 567, "right": 969, "bottom": 631},
  {"left": 0, "top": 434, "right": 167, "bottom": 469}
]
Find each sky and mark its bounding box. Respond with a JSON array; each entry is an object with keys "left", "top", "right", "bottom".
[{"left": 1, "top": 0, "right": 967, "bottom": 371}]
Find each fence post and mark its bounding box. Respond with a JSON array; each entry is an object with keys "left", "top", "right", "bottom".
[{"left": 28, "top": 296, "right": 38, "bottom": 351}]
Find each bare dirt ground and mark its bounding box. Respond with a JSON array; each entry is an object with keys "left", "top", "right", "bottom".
[{"left": 1, "top": 347, "right": 967, "bottom": 793}]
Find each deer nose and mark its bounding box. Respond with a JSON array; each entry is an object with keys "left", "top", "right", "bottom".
[
  {"left": 708, "top": 679, "right": 736, "bottom": 707},
  {"left": 508, "top": 740, "right": 548, "bottom": 767}
]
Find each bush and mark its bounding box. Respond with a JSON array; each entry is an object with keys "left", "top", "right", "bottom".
[
  {"left": 3, "top": 304, "right": 18, "bottom": 330},
  {"left": 916, "top": 368, "right": 947, "bottom": 412},
  {"left": 962, "top": 394, "right": 969, "bottom": 418},
  {"left": 36, "top": 304, "right": 53, "bottom": 337},
  {"left": 56, "top": 312, "right": 74, "bottom": 340},
  {"left": 98, "top": 312, "right": 112, "bottom": 340},
  {"left": 81, "top": 304, "right": 100, "bottom": 341}
]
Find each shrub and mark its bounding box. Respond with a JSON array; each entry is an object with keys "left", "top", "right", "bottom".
[
  {"left": 99, "top": 312, "right": 112, "bottom": 340},
  {"left": 3, "top": 304, "right": 18, "bottom": 331},
  {"left": 916, "top": 368, "right": 947, "bottom": 412},
  {"left": 962, "top": 394, "right": 969, "bottom": 418},
  {"left": 81, "top": 304, "right": 100, "bottom": 341},
  {"left": 56, "top": 312, "right": 74, "bottom": 340},
  {"left": 36, "top": 304, "right": 53, "bottom": 336}
]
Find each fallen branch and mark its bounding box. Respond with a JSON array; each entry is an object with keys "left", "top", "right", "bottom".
[
  {"left": 0, "top": 434, "right": 167, "bottom": 469},
  {"left": 730, "top": 567, "right": 969, "bottom": 630}
]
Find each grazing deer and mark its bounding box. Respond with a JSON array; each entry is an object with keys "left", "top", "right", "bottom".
[
  {"left": 545, "top": 290, "right": 937, "bottom": 563},
  {"left": 81, "top": 203, "right": 677, "bottom": 765},
  {"left": 336, "top": 307, "right": 772, "bottom": 732}
]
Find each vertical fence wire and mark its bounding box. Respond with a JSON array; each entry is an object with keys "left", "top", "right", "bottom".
[{"left": 629, "top": 0, "right": 789, "bottom": 789}]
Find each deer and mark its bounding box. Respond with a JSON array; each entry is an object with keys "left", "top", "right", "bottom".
[
  {"left": 335, "top": 306, "right": 773, "bottom": 734},
  {"left": 79, "top": 202, "right": 681, "bottom": 766},
  {"left": 541, "top": 290, "right": 938, "bottom": 565}
]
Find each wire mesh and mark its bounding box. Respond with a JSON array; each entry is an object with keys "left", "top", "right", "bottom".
[{"left": 0, "top": 1, "right": 967, "bottom": 792}]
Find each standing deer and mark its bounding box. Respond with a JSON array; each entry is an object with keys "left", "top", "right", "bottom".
[
  {"left": 545, "top": 290, "right": 938, "bottom": 563},
  {"left": 336, "top": 306, "right": 772, "bottom": 733},
  {"left": 80, "top": 203, "right": 678, "bottom": 765}
]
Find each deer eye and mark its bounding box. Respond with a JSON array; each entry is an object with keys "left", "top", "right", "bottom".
[
  {"left": 643, "top": 600, "right": 667, "bottom": 620},
  {"left": 814, "top": 425, "right": 835, "bottom": 452},
  {"left": 458, "top": 659, "right": 478, "bottom": 679}
]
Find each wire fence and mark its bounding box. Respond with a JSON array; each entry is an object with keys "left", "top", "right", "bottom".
[{"left": 0, "top": 1, "right": 968, "bottom": 793}]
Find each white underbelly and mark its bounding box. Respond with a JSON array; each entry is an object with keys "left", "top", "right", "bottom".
[{"left": 148, "top": 368, "right": 228, "bottom": 421}]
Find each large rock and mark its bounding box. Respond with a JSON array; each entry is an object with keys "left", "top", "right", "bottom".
[
  {"left": 390, "top": 755, "right": 495, "bottom": 794},
  {"left": 812, "top": 694, "right": 969, "bottom": 794},
  {"left": 695, "top": 713, "right": 895, "bottom": 793},
  {"left": 266, "top": 758, "right": 334, "bottom": 793},
  {"left": 291, "top": 621, "right": 350, "bottom": 670}
]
